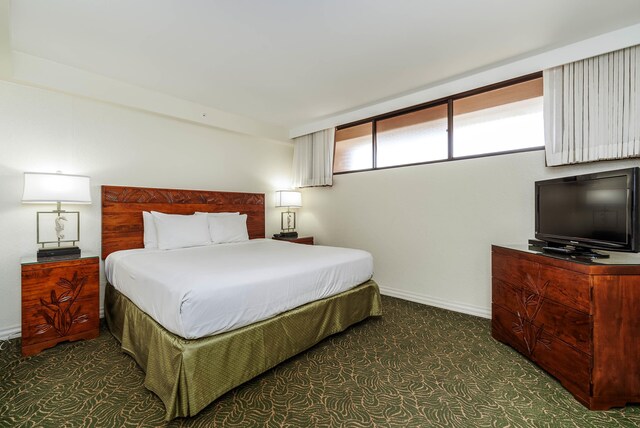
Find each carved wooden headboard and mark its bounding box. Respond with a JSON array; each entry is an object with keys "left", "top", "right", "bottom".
[{"left": 101, "top": 185, "right": 265, "bottom": 259}]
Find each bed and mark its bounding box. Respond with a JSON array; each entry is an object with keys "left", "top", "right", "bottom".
[{"left": 101, "top": 185, "right": 382, "bottom": 420}]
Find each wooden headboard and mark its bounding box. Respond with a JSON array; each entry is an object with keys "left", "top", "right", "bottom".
[{"left": 101, "top": 185, "right": 265, "bottom": 259}]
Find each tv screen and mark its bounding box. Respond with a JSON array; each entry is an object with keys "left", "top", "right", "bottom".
[{"left": 535, "top": 168, "right": 640, "bottom": 253}]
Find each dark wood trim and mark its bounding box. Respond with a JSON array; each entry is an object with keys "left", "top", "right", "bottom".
[
  {"left": 333, "top": 146, "right": 544, "bottom": 176},
  {"left": 101, "top": 185, "right": 265, "bottom": 259},
  {"left": 372, "top": 120, "right": 377, "bottom": 169},
  {"left": 332, "top": 127, "right": 338, "bottom": 171},
  {"left": 447, "top": 99, "right": 454, "bottom": 159},
  {"left": 450, "top": 72, "right": 542, "bottom": 101},
  {"left": 451, "top": 146, "right": 545, "bottom": 161}
]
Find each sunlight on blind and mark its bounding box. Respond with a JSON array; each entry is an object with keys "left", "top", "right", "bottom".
[
  {"left": 334, "top": 123, "right": 373, "bottom": 173},
  {"left": 454, "top": 98, "right": 543, "bottom": 157},
  {"left": 453, "top": 78, "right": 543, "bottom": 157},
  {"left": 377, "top": 104, "right": 448, "bottom": 168}
]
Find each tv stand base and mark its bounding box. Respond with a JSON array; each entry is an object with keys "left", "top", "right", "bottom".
[{"left": 541, "top": 245, "right": 610, "bottom": 259}]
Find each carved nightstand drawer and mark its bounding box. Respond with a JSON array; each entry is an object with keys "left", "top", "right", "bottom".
[{"left": 21, "top": 255, "right": 100, "bottom": 356}]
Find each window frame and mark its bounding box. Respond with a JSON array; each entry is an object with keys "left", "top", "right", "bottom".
[{"left": 333, "top": 71, "right": 544, "bottom": 175}]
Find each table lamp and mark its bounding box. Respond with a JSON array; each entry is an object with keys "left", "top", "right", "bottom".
[
  {"left": 22, "top": 172, "right": 91, "bottom": 259},
  {"left": 275, "top": 190, "right": 301, "bottom": 238}
]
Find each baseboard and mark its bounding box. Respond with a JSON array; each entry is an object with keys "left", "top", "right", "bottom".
[
  {"left": 0, "top": 324, "right": 21, "bottom": 341},
  {"left": 378, "top": 285, "right": 491, "bottom": 319},
  {"left": 0, "top": 308, "right": 105, "bottom": 340}
]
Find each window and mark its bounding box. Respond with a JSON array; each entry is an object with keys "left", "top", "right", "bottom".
[
  {"left": 453, "top": 78, "right": 543, "bottom": 157},
  {"left": 377, "top": 104, "right": 448, "bottom": 167},
  {"left": 333, "top": 73, "right": 543, "bottom": 174},
  {"left": 333, "top": 123, "right": 373, "bottom": 173}
]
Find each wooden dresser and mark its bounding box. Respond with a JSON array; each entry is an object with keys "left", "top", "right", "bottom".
[
  {"left": 491, "top": 245, "right": 640, "bottom": 410},
  {"left": 21, "top": 255, "right": 100, "bottom": 356}
]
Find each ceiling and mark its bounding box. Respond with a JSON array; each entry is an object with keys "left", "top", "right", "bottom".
[{"left": 9, "top": 0, "right": 640, "bottom": 131}]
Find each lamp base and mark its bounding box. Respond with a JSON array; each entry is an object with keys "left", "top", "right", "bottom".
[{"left": 37, "top": 246, "right": 81, "bottom": 260}]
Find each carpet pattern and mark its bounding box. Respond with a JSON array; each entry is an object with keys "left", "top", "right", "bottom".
[{"left": 1, "top": 296, "right": 639, "bottom": 427}]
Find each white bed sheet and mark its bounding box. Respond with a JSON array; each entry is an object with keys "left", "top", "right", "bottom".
[{"left": 105, "top": 239, "right": 373, "bottom": 339}]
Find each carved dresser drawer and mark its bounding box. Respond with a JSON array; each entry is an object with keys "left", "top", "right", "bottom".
[
  {"left": 491, "top": 253, "right": 590, "bottom": 313},
  {"left": 491, "top": 245, "right": 640, "bottom": 411},
  {"left": 492, "top": 303, "right": 590, "bottom": 399},
  {"left": 492, "top": 278, "right": 591, "bottom": 355},
  {"left": 21, "top": 255, "right": 100, "bottom": 357}
]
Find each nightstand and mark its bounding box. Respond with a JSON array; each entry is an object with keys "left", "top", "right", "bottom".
[
  {"left": 21, "top": 254, "right": 100, "bottom": 356},
  {"left": 273, "top": 236, "right": 314, "bottom": 245}
]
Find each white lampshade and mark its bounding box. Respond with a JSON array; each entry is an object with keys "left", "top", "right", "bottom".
[
  {"left": 275, "top": 190, "right": 301, "bottom": 208},
  {"left": 22, "top": 172, "right": 92, "bottom": 204}
]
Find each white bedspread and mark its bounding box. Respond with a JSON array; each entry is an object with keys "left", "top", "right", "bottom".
[{"left": 105, "top": 239, "right": 373, "bottom": 339}]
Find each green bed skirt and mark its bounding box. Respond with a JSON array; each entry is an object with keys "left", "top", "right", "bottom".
[{"left": 105, "top": 280, "right": 382, "bottom": 420}]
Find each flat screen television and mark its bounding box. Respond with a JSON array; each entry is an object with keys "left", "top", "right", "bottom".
[{"left": 535, "top": 167, "right": 640, "bottom": 255}]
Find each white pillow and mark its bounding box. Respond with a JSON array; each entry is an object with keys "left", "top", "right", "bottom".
[
  {"left": 208, "top": 214, "right": 249, "bottom": 244},
  {"left": 142, "top": 211, "right": 158, "bottom": 249},
  {"left": 151, "top": 211, "right": 211, "bottom": 250}
]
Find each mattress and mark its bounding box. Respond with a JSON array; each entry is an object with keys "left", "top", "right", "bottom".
[{"left": 105, "top": 238, "right": 373, "bottom": 339}]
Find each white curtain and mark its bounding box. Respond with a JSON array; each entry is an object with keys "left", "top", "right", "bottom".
[
  {"left": 544, "top": 44, "right": 640, "bottom": 166},
  {"left": 292, "top": 128, "right": 334, "bottom": 187}
]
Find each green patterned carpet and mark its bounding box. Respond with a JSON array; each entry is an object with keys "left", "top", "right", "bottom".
[{"left": 1, "top": 296, "right": 639, "bottom": 427}]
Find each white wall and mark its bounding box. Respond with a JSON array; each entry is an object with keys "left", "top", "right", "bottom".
[
  {"left": 301, "top": 152, "right": 640, "bottom": 317},
  {"left": 0, "top": 80, "right": 293, "bottom": 338},
  {"left": 294, "top": 24, "right": 640, "bottom": 318}
]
